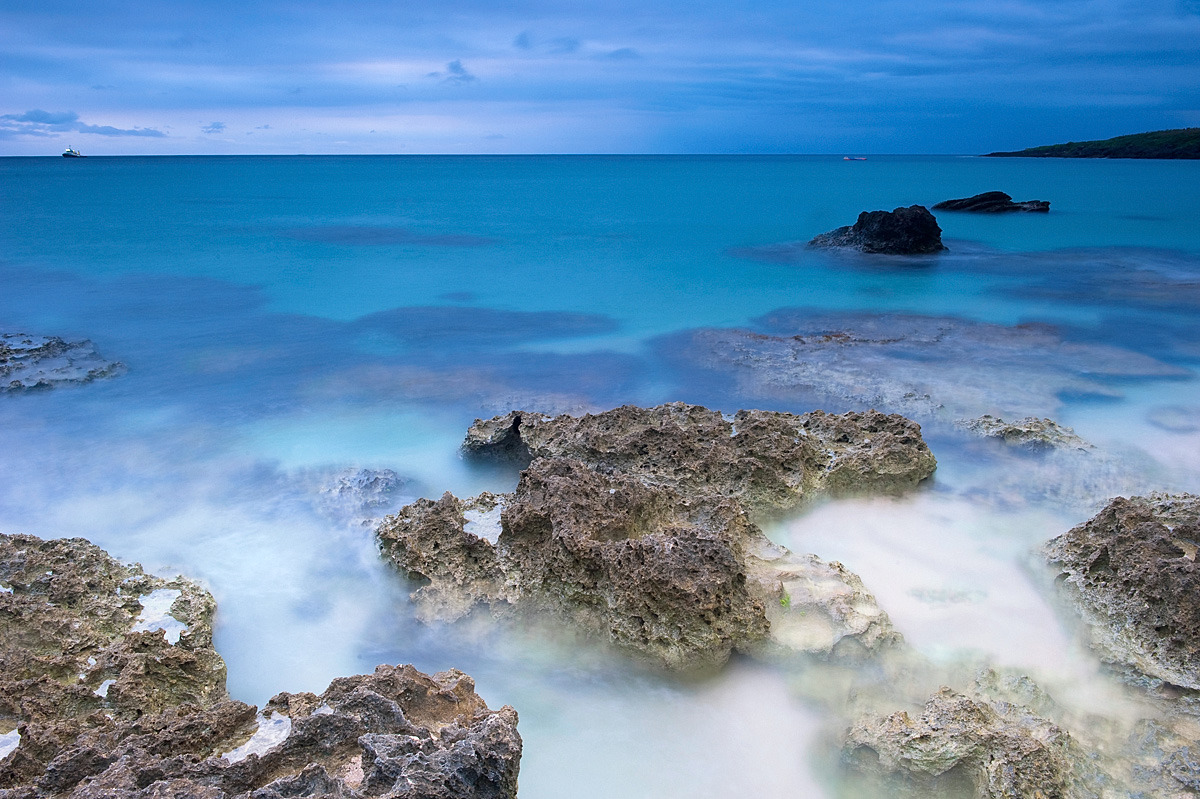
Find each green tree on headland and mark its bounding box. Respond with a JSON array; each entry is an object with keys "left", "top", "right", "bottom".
[{"left": 985, "top": 128, "right": 1200, "bottom": 159}]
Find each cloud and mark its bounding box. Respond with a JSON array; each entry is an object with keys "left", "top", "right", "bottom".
[
  {"left": 426, "top": 59, "right": 477, "bottom": 84},
  {"left": 0, "top": 109, "right": 165, "bottom": 139},
  {"left": 600, "top": 48, "right": 640, "bottom": 60},
  {"left": 201, "top": 121, "right": 226, "bottom": 134},
  {"left": 513, "top": 31, "right": 534, "bottom": 50}
]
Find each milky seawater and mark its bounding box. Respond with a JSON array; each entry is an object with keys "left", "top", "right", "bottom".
[{"left": 2, "top": 154, "right": 1199, "bottom": 797}]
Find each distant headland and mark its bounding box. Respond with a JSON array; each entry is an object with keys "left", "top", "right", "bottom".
[{"left": 984, "top": 128, "right": 1200, "bottom": 159}]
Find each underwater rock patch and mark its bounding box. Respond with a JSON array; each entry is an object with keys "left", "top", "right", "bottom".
[
  {"left": 0, "top": 533, "right": 521, "bottom": 798},
  {"left": 959, "top": 415, "right": 1092, "bottom": 451},
  {"left": 378, "top": 403, "right": 933, "bottom": 670},
  {"left": 808, "top": 205, "right": 946, "bottom": 255},
  {"left": 1044, "top": 493, "right": 1200, "bottom": 690},
  {"left": 657, "top": 311, "right": 1187, "bottom": 422},
  {"left": 0, "top": 334, "right": 126, "bottom": 392},
  {"left": 844, "top": 686, "right": 1072, "bottom": 799}
]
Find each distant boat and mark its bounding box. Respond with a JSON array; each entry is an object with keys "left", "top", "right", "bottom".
[
  {"left": 843, "top": 156, "right": 867, "bottom": 161},
  {"left": 62, "top": 147, "right": 84, "bottom": 158}
]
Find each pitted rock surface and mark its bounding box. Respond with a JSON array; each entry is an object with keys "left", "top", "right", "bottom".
[
  {"left": 0, "top": 534, "right": 521, "bottom": 798},
  {"left": 844, "top": 687, "right": 1072, "bottom": 799},
  {"left": 462, "top": 403, "right": 936, "bottom": 512},
  {"left": 380, "top": 403, "right": 931, "bottom": 669},
  {"left": 0, "top": 334, "right": 126, "bottom": 392},
  {"left": 1045, "top": 493, "right": 1200, "bottom": 689},
  {"left": 960, "top": 415, "right": 1092, "bottom": 451}
]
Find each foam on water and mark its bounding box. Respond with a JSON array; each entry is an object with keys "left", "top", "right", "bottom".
[
  {"left": 221, "top": 712, "right": 292, "bottom": 764},
  {"left": 0, "top": 729, "right": 19, "bottom": 761},
  {"left": 131, "top": 589, "right": 188, "bottom": 645}
]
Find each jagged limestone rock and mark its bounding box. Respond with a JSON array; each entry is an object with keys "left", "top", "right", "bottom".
[
  {"left": 844, "top": 687, "right": 1072, "bottom": 799},
  {"left": 1045, "top": 493, "right": 1200, "bottom": 690},
  {"left": 0, "top": 533, "right": 521, "bottom": 798},
  {"left": 380, "top": 403, "right": 932, "bottom": 670}
]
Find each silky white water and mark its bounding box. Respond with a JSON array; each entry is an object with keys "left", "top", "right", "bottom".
[{"left": 1, "top": 154, "right": 1198, "bottom": 796}]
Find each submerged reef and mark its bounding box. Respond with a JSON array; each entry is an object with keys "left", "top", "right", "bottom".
[
  {"left": 845, "top": 686, "right": 1072, "bottom": 799},
  {"left": 1045, "top": 493, "right": 1200, "bottom": 690},
  {"left": 377, "top": 403, "right": 936, "bottom": 670},
  {"left": 808, "top": 205, "right": 946, "bottom": 254},
  {"left": 959, "top": 415, "right": 1093, "bottom": 452},
  {"left": 932, "top": 191, "right": 1050, "bottom": 213},
  {"left": 0, "top": 533, "right": 521, "bottom": 799},
  {"left": 834, "top": 665, "right": 1200, "bottom": 799},
  {"left": 0, "top": 334, "right": 125, "bottom": 392},
  {"left": 658, "top": 311, "right": 1186, "bottom": 423}
]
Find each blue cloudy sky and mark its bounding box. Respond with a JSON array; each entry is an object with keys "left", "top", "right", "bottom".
[{"left": 2, "top": 0, "right": 1199, "bottom": 154}]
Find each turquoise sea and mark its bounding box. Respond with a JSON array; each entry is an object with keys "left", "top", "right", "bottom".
[{"left": 2, "top": 155, "right": 1199, "bottom": 797}]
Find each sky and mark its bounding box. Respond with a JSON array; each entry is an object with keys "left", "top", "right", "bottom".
[{"left": 2, "top": 0, "right": 1199, "bottom": 155}]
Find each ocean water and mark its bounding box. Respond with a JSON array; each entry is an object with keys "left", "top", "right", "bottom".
[{"left": 1, "top": 154, "right": 1199, "bottom": 797}]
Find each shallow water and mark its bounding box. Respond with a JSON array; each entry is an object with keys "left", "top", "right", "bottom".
[{"left": 2, "top": 154, "right": 1199, "bottom": 796}]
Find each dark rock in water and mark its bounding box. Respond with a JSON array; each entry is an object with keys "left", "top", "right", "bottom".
[
  {"left": 1044, "top": 493, "right": 1200, "bottom": 689},
  {"left": 959, "top": 415, "right": 1092, "bottom": 451},
  {"left": 380, "top": 403, "right": 936, "bottom": 670},
  {"left": 0, "top": 533, "right": 521, "bottom": 798},
  {"left": 808, "top": 206, "right": 946, "bottom": 255},
  {"left": 932, "top": 191, "right": 1050, "bottom": 213},
  {"left": 844, "top": 687, "right": 1073, "bottom": 799},
  {"left": 0, "top": 334, "right": 126, "bottom": 392}
]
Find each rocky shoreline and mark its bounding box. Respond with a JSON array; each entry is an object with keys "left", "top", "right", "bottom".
[
  {"left": 5, "top": 396, "right": 1200, "bottom": 797},
  {"left": 0, "top": 533, "right": 522, "bottom": 799}
]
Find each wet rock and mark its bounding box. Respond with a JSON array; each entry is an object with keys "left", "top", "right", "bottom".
[
  {"left": 0, "top": 533, "right": 521, "bottom": 798},
  {"left": 380, "top": 403, "right": 932, "bottom": 669},
  {"left": 0, "top": 334, "right": 125, "bottom": 392},
  {"left": 932, "top": 191, "right": 1050, "bottom": 213},
  {"left": 808, "top": 206, "right": 946, "bottom": 255},
  {"left": 844, "top": 687, "right": 1072, "bottom": 799},
  {"left": 1044, "top": 493, "right": 1200, "bottom": 690},
  {"left": 959, "top": 415, "right": 1092, "bottom": 451},
  {"left": 463, "top": 404, "right": 937, "bottom": 511}
]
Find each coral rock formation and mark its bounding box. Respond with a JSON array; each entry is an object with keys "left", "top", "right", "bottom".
[
  {"left": 0, "top": 533, "right": 521, "bottom": 799},
  {"left": 379, "top": 403, "right": 936, "bottom": 670},
  {"left": 1044, "top": 493, "right": 1200, "bottom": 689}
]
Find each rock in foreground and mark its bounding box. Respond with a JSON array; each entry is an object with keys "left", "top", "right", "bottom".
[
  {"left": 932, "top": 191, "right": 1049, "bottom": 213},
  {"left": 1045, "top": 493, "right": 1200, "bottom": 690},
  {"left": 845, "top": 687, "right": 1072, "bottom": 799},
  {"left": 0, "top": 533, "right": 521, "bottom": 798},
  {"left": 808, "top": 206, "right": 946, "bottom": 255},
  {"left": 1, "top": 334, "right": 126, "bottom": 392},
  {"left": 379, "top": 403, "right": 936, "bottom": 670}
]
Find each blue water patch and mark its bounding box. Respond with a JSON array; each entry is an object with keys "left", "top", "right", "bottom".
[{"left": 2, "top": 154, "right": 1200, "bottom": 799}]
